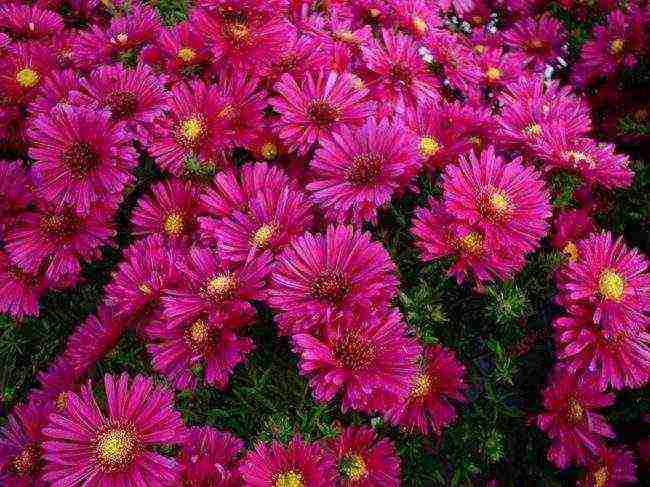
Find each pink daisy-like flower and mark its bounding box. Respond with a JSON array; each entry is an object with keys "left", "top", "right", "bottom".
[
  {"left": 390, "top": 0, "right": 442, "bottom": 38},
  {"left": 553, "top": 303, "right": 650, "bottom": 391},
  {"left": 556, "top": 232, "right": 650, "bottom": 333},
  {"left": 0, "top": 42, "right": 56, "bottom": 104},
  {"left": 537, "top": 372, "right": 615, "bottom": 469},
  {"left": 239, "top": 435, "right": 336, "bottom": 486},
  {"left": 132, "top": 178, "right": 203, "bottom": 242},
  {"left": 0, "top": 248, "right": 49, "bottom": 319},
  {"left": 179, "top": 426, "right": 244, "bottom": 486},
  {"left": 270, "top": 70, "right": 376, "bottom": 155},
  {"left": 28, "top": 69, "right": 81, "bottom": 116},
  {"left": 501, "top": 14, "right": 566, "bottom": 72},
  {"left": 550, "top": 209, "right": 595, "bottom": 260},
  {"left": 0, "top": 3, "right": 64, "bottom": 40},
  {"left": 28, "top": 105, "right": 137, "bottom": 213},
  {"left": 42, "top": 373, "right": 187, "bottom": 486},
  {"left": 577, "top": 445, "right": 637, "bottom": 487},
  {"left": 443, "top": 146, "right": 551, "bottom": 255},
  {"left": 202, "top": 186, "right": 314, "bottom": 262},
  {"left": 146, "top": 304, "right": 255, "bottom": 390},
  {"left": 424, "top": 29, "right": 481, "bottom": 94},
  {"left": 71, "top": 63, "right": 169, "bottom": 141},
  {"left": 326, "top": 426, "right": 400, "bottom": 486},
  {"left": 27, "top": 356, "right": 83, "bottom": 410},
  {"left": 269, "top": 225, "right": 399, "bottom": 335},
  {"left": 385, "top": 345, "right": 467, "bottom": 434},
  {"left": 4, "top": 202, "right": 115, "bottom": 285},
  {"left": 104, "top": 234, "right": 182, "bottom": 327},
  {"left": 293, "top": 309, "right": 420, "bottom": 412},
  {"left": 307, "top": 117, "right": 420, "bottom": 226},
  {"left": 0, "top": 399, "right": 53, "bottom": 486},
  {"left": 361, "top": 28, "right": 440, "bottom": 114},
  {"left": 162, "top": 245, "right": 272, "bottom": 326},
  {"left": 0, "top": 161, "right": 32, "bottom": 235},
  {"left": 472, "top": 47, "right": 525, "bottom": 92}
]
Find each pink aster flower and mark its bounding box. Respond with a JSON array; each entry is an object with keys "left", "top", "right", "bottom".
[
  {"left": 326, "top": 426, "right": 400, "bottom": 486},
  {"left": 0, "top": 161, "right": 32, "bottom": 235},
  {"left": 361, "top": 28, "right": 440, "bottom": 114},
  {"left": 71, "top": 63, "right": 169, "bottom": 141},
  {"left": 270, "top": 70, "right": 376, "bottom": 155},
  {"left": 179, "top": 426, "right": 244, "bottom": 486},
  {"left": 104, "top": 234, "right": 182, "bottom": 328},
  {"left": 293, "top": 309, "right": 420, "bottom": 412},
  {"left": 577, "top": 445, "right": 637, "bottom": 487},
  {"left": 28, "top": 69, "right": 81, "bottom": 116},
  {"left": 390, "top": 0, "right": 442, "bottom": 38},
  {"left": 0, "top": 42, "right": 57, "bottom": 104},
  {"left": 472, "top": 47, "right": 525, "bottom": 92},
  {"left": 42, "top": 373, "right": 187, "bottom": 486},
  {"left": 132, "top": 178, "right": 203, "bottom": 242},
  {"left": 146, "top": 305, "right": 255, "bottom": 390},
  {"left": 203, "top": 186, "right": 314, "bottom": 263},
  {"left": 384, "top": 345, "right": 467, "bottom": 435},
  {"left": 27, "top": 356, "right": 83, "bottom": 410},
  {"left": 28, "top": 105, "right": 137, "bottom": 213},
  {"left": 550, "top": 209, "right": 595, "bottom": 260},
  {"left": 501, "top": 14, "right": 566, "bottom": 72},
  {"left": 269, "top": 225, "right": 398, "bottom": 335},
  {"left": 556, "top": 232, "right": 650, "bottom": 333},
  {"left": 537, "top": 372, "right": 615, "bottom": 469},
  {"left": 161, "top": 245, "right": 272, "bottom": 326},
  {"left": 239, "top": 436, "right": 336, "bottom": 486},
  {"left": 554, "top": 303, "right": 650, "bottom": 391},
  {"left": 0, "top": 399, "right": 53, "bottom": 486},
  {"left": 307, "top": 117, "right": 420, "bottom": 226},
  {"left": 424, "top": 29, "right": 481, "bottom": 94},
  {"left": 4, "top": 202, "right": 115, "bottom": 285},
  {"left": 443, "top": 146, "right": 551, "bottom": 255},
  {"left": 0, "top": 248, "right": 49, "bottom": 320},
  {"left": 0, "top": 3, "right": 63, "bottom": 41}
]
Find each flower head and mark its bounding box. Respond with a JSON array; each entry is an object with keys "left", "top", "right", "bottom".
[
  {"left": 0, "top": 3, "right": 64, "bottom": 41},
  {"left": 577, "top": 445, "right": 637, "bottom": 487}
]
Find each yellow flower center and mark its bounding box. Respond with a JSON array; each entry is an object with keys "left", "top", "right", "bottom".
[
  {"left": 260, "top": 142, "right": 278, "bottom": 160},
  {"left": 188, "top": 319, "right": 210, "bottom": 345},
  {"left": 96, "top": 428, "right": 137, "bottom": 471},
  {"left": 206, "top": 274, "right": 236, "bottom": 300},
  {"left": 339, "top": 454, "right": 367, "bottom": 481},
  {"left": 469, "top": 135, "right": 483, "bottom": 149},
  {"left": 459, "top": 231, "right": 484, "bottom": 255},
  {"left": 177, "top": 47, "right": 196, "bottom": 62},
  {"left": 563, "top": 242, "right": 579, "bottom": 262},
  {"left": 529, "top": 38, "right": 544, "bottom": 49},
  {"left": 350, "top": 74, "right": 365, "bottom": 90},
  {"left": 473, "top": 44, "right": 485, "bottom": 54},
  {"left": 593, "top": 466, "right": 608, "bottom": 487},
  {"left": 251, "top": 224, "right": 276, "bottom": 248},
  {"left": 138, "top": 283, "right": 153, "bottom": 295},
  {"left": 567, "top": 397, "right": 584, "bottom": 423},
  {"left": 369, "top": 8, "right": 381, "bottom": 17},
  {"left": 419, "top": 136, "right": 440, "bottom": 157},
  {"left": 411, "top": 372, "right": 431, "bottom": 398},
  {"left": 334, "top": 29, "right": 359, "bottom": 44},
  {"left": 180, "top": 117, "right": 204, "bottom": 141},
  {"left": 275, "top": 470, "right": 304, "bottom": 487},
  {"left": 16, "top": 68, "right": 40, "bottom": 88},
  {"left": 610, "top": 38, "right": 625, "bottom": 55},
  {"left": 412, "top": 16, "right": 427, "bottom": 34},
  {"left": 228, "top": 23, "right": 250, "bottom": 43},
  {"left": 11, "top": 444, "right": 40, "bottom": 475},
  {"left": 115, "top": 32, "right": 128, "bottom": 44},
  {"left": 55, "top": 392, "right": 69, "bottom": 411},
  {"left": 524, "top": 123, "right": 542, "bottom": 137},
  {"left": 489, "top": 191, "right": 510, "bottom": 214},
  {"left": 163, "top": 212, "right": 185, "bottom": 236},
  {"left": 485, "top": 67, "right": 501, "bottom": 81},
  {"left": 598, "top": 268, "right": 625, "bottom": 301}
]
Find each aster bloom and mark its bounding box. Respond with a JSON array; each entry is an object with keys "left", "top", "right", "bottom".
[
  {"left": 270, "top": 70, "right": 376, "bottom": 155},
  {"left": 472, "top": 48, "right": 525, "bottom": 92},
  {"left": 326, "top": 426, "right": 400, "bottom": 486},
  {"left": 146, "top": 305, "right": 255, "bottom": 390},
  {"left": 361, "top": 28, "right": 440, "bottom": 114},
  {"left": 132, "top": 178, "right": 203, "bottom": 242},
  {"left": 307, "top": 117, "right": 420, "bottom": 226},
  {"left": 71, "top": 63, "right": 169, "bottom": 141},
  {"left": 162, "top": 245, "right": 272, "bottom": 326},
  {"left": 28, "top": 69, "right": 82, "bottom": 116},
  {"left": 203, "top": 186, "right": 314, "bottom": 262},
  {"left": 443, "top": 146, "right": 551, "bottom": 255},
  {"left": 424, "top": 29, "right": 481, "bottom": 93},
  {"left": 269, "top": 225, "right": 399, "bottom": 335},
  {"left": 557, "top": 232, "right": 650, "bottom": 333},
  {"left": 4, "top": 202, "right": 115, "bottom": 285},
  {"left": 0, "top": 3, "right": 64, "bottom": 40},
  {"left": 501, "top": 15, "right": 566, "bottom": 72},
  {"left": 577, "top": 446, "right": 637, "bottom": 487},
  {"left": 550, "top": 209, "right": 595, "bottom": 261},
  {"left": 293, "top": 309, "right": 420, "bottom": 412},
  {"left": 553, "top": 303, "right": 650, "bottom": 391},
  {"left": 28, "top": 105, "right": 137, "bottom": 213},
  {"left": 384, "top": 345, "right": 467, "bottom": 434},
  {"left": 42, "top": 373, "right": 187, "bottom": 486},
  {"left": 0, "top": 399, "right": 53, "bottom": 486},
  {"left": 104, "top": 234, "right": 182, "bottom": 328},
  {"left": 537, "top": 372, "right": 616, "bottom": 469},
  {"left": 179, "top": 427, "right": 244, "bottom": 486},
  {"left": 390, "top": 0, "right": 442, "bottom": 38},
  {"left": 27, "top": 356, "right": 83, "bottom": 410},
  {"left": 0, "top": 42, "right": 57, "bottom": 104},
  {"left": 239, "top": 436, "right": 336, "bottom": 486},
  {"left": 0, "top": 161, "right": 32, "bottom": 235}
]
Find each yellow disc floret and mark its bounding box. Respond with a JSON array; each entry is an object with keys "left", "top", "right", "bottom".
[
  {"left": 275, "top": 470, "right": 304, "bottom": 487},
  {"left": 419, "top": 136, "right": 440, "bottom": 157},
  {"left": 339, "top": 454, "right": 367, "bottom": 481},
  {"left": 163, "top": 212, "right": 185, "bottom": 236},
  {"left": 598, "top": 268, "right": 625, "bottom": 301},
  {"left": 16, "top": 68, "right": 40, "bottom": 88},
  {"left": 96, "top": 428, "right": 136, "bottom": 471}
]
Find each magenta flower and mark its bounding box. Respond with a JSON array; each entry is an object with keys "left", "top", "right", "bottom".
[
  {"left": 132, "top": 178, "right": 203, "bottom": 242},
  {"left": 28, "top": 105, "right": 137, "bottom": 213},
  {"left": 472, "top": 48, "right": 525, "bottom": 92},
  {"left": 424, "top": 29, "right": 481, "bottom": 93},
  {"left": 537, "top": 372, "right": 615, "bottom": 469},
  {"left": 42, "top": 373, "right": 186, "bottom": 486},
  {"left": 550, "top": 209, "right": 595, "bottom": 260},
  {"left": 270, "top": 70, "right": 376, "bottom": 155},
  {"left": 27, "top": 356, "right": 83, "bottom": 411},
  {"left": 239, "top": 436, "right": 337, "bottom": 486},
  {"left": 577, "top": 445, "right": 637, "bottom": 487},
  {"left": 145, "top": 305, "right": 255, "bottom": 390},
  {"left": 0, "top": 42, "right": 56, "bottom": 104},
  {"left": 557, "top": 232, "right": 650, "bottom": 333},
  {"left": 269, "top": 225, "right": 398, "bottom": 335},
  {"left": 501, "top": 15, "right": 566, "bottom": 72},
  {"left": 326, "top": 426, "right": 400, "bottom": 486},
  {"left": 28, "top": 69, "right": 82, "bottom": 116},
  {"left": 0, "top": 3, "right": 63, "bottom": 40},
  {"left": 179, "top": 426, "right": 244, "bottom": 486},
  {"left": 384, "top": 345, "right": 467, "bottom": 435},
  {"left": 0, "top": 399, "right": 53, "bottom": 486},
  {"left": 554, "top": 303, "right": 650, "bottom": 391},
  {"left": 391, "top": 0, "right": 442, "bottom": 38},
  {"left": 443, "top": 146, "right": 551, "bottom": 256},
  {"left": 0, "top": 249, "right": 49, "bottom": 319},
  {"left": 162, "top": 246, "right": 271, "bottom": 326},
  {"left": 293, "top": 309, "right": 420, "bottom": 412},
  {"left": 307, "top": 117, "right": 421, "bottom": 226},
  {"left": 0, "top": 161, "right": 32, "bottom": 235}
]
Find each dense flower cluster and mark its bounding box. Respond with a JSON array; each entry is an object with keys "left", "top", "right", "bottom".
[{"left": 0, "top": 0, "right": 648, "bottom": 484}]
